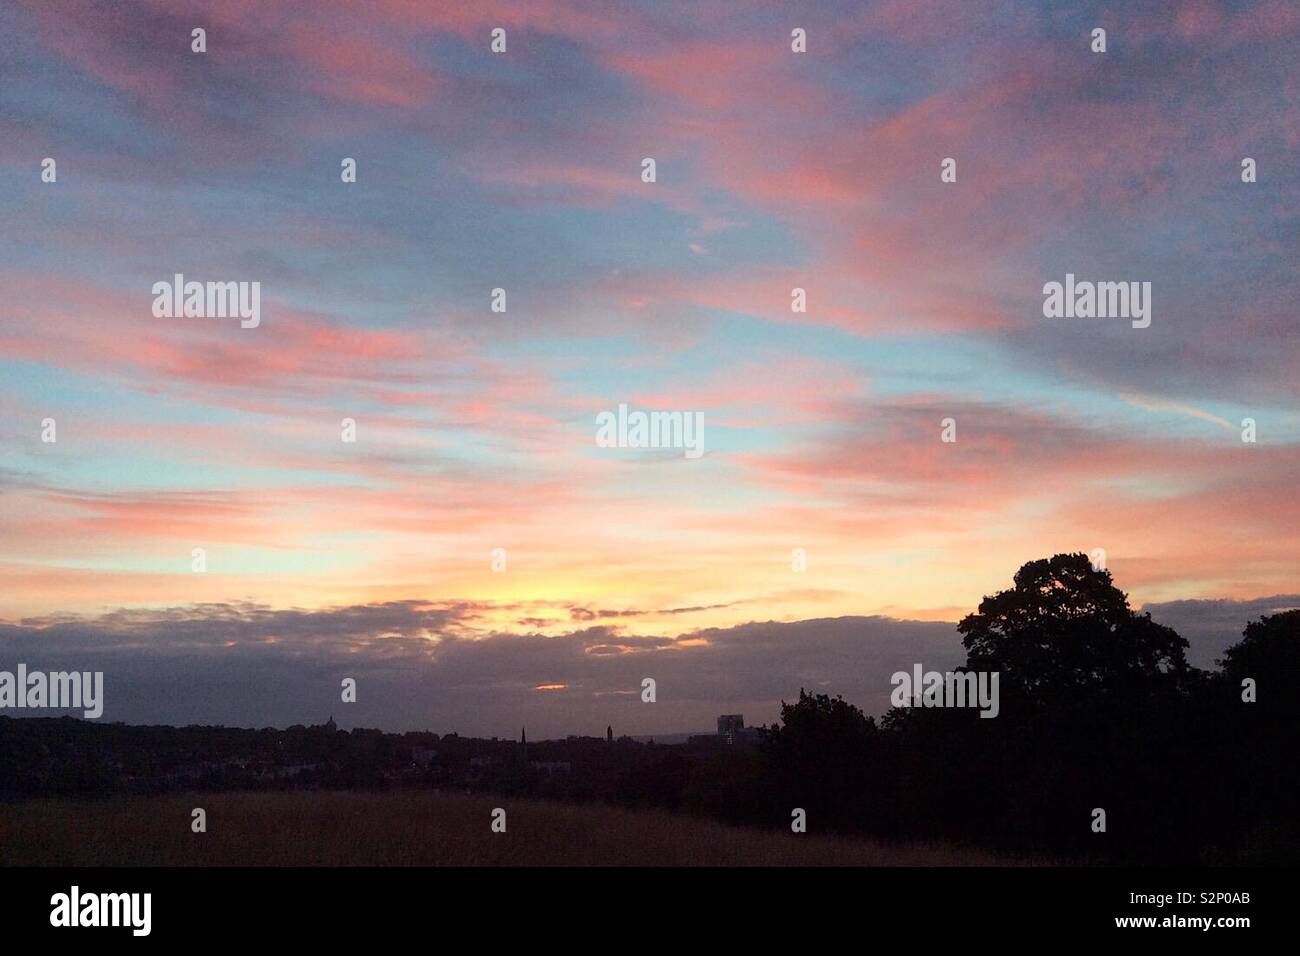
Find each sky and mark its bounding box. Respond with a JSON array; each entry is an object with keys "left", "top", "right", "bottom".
[{"left": 1, "top": 0, "right": 1297, "bottom": 735}]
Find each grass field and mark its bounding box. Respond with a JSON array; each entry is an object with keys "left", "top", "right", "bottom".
[{"left": 0, "top": 791, "right": 1037, "bottom": 866}]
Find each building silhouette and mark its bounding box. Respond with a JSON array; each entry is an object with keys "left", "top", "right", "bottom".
[
  {"left": 717, "top": 714, "right": 744, "bottom": 744},
  {"left": 687, "top": 715, "right": 759, "bottom": 748}
]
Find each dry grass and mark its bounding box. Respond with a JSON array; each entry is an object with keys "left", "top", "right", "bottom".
[{"left": 0, "top": 791, "right": 1040, "bottom": 866}]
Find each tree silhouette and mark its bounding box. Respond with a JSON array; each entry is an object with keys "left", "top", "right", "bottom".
[
  {"left": 958, "top": 553, "right": 1190, "bottom": 706},
  {"left": 1218, "top": 608, "right": 1300, "bottom": 692},
  {"left": 1212, "top": 610, "right": 1300, "bottom": 860},
  {"left": 765, "top": 689, "right": 876, "bottom": 751},
  {"left": 760, "top": 689, "right": 879, "bottom": 832}
]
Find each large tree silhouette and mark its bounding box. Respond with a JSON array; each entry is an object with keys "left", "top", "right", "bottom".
[{"left": 958, "top": 553, "right": 1190, "bottom": 705}]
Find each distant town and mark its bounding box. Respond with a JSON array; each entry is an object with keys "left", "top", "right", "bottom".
[{"left": 0, "top": 713, "right": 764, "bottom": 805}]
